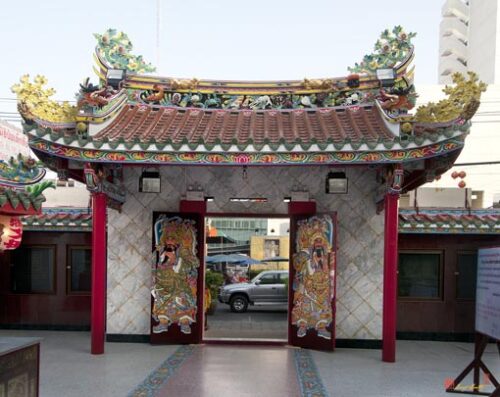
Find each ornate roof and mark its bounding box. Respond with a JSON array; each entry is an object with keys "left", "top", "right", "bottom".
[
  {"left": 12, "top": 26, "right": 485, "bottom": 168},
  {"left": 0, "top": 156, "right": 53, "bottom": 216},
  {"left": 399, "top": 208, "right": 500, "bottom": 234},
  {"left": 92, "top": 103, "right": 396, "bottom": 146},
  {"left": 22, "top": 207, "right": 91, "bottom": 231},
  {"left": 0, "top": 186, "right": 46, "bottom": 216},
  {"left": 0, "top": 154, "right": 46, "bottom": 187}
]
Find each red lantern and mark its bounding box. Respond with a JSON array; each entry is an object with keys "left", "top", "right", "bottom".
[
  {"left": 459, "top": 171, "right": 466, "bottom": 179},
  {"left": 0, "top": 215, "right": 23, "bottom": 250},
  {"left": 451, "top": 171, "right": 458, "bottom": 179},
  {"left": 458, "top": 180, "right": 466, "bottom": 189}
]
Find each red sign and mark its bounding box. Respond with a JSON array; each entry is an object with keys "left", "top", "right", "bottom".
[{"left": 0, "top": 215, "right": 23, "bottom": 250}]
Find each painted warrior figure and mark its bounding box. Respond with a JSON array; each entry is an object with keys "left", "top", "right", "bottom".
[
  {"left": 152, "top": 217, "right": 199, "bottom": 335},
  {"left": 291, "top": 216, "right": 334, "bottom": 340}
]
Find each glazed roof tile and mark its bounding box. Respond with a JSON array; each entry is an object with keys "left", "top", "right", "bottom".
[
  {"left": 22, "top": 207, "right": 91, "bottom": 231},
  {"left": 92, "top": 104, "right": 396, "bottom": 145},
  {"left": 0, "top": 187, "right": 45, "bottom": 216},
  {"left": 399, "top": 209, "right": 500, "bottom": 234}
]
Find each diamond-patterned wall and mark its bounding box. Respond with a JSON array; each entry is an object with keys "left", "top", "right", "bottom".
[{"left": 107, "top": 166, "right": 384, "bottom": 339}]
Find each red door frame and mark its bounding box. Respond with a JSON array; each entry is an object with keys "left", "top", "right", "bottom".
[
  {"left": 288, "top": 201, "right": 316, "bottom": 346},
  {"left": 180, "top": 200, "right": 207, "bottom": 345},
  {"left": 165, "top": 201, "right": 338, "bottom": 348},
  {"left": 202, "top": 210, "right": 292, "bottom": 345},
  {"left": 150, "top": 202, "right": 206, "bottom": 345},
  {"left": 288, "top": 203, "right": 338, "bottom": 351}
]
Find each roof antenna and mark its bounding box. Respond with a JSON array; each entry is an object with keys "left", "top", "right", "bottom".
[{"left": 156, "top": 0, "right": 161, "bottom": 70}]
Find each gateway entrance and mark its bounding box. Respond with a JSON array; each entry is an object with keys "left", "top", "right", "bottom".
[
  {"left": 150, "top": 210, "right": 337, "bottom": 350},
  {"left": 204, "top": 217, "right": 290, "bottom": 342}
]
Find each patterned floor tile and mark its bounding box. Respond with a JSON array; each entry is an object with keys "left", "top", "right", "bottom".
[
  {"left": 127, "top": 345, "right": 195, "bottom": 397},
  {"left": 294, "top": 349, "right": 330, "bottom": 397}
]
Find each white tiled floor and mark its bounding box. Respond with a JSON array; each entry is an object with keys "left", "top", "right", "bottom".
[
  {"left": 313, "top": 340, "right": 500, "bottom": 397},
  {"left": 1, "top": 330, "right": 498, "bottom": 397},
  {"left": 1, "top": 330, "right": 177, "bottom": 397}
]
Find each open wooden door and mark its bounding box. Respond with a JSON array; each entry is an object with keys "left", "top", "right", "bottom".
[
  {"left": 289, "top": 213, "right": 337, "bottom": 350},
  {"left": 150, "top": 212, "right": 204, "bottom": 344}
]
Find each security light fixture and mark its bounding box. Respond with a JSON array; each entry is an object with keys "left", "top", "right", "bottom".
[
  {"left": 229, "top": 197, "right": 268, "bottom": 203},
  {"left": 326, "top": 171, "right": 348, "bottom": 194},
  {"left": 106, "top": 69, "right": 126, "bottom": 89},
  {"left": 376, "top": 68, "right": 396, "bottom": 87},
  {"left": 139, "top": 170, "right": 161, "bottom": 193}
]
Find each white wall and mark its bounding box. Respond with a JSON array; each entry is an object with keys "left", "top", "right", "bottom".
[
  {"left": 468, "top": 0, "right": 499, "bottom": 84},
  {"left": 106, "top": 165, "right": 385, "bottom": 340},
  {"left": 267, "top": 219, "right": 289, "bottom": 236},
  {"left": 42, "top": 180, "right": 90, "bottom": 208}
]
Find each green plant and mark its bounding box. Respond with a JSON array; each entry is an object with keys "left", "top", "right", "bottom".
[{"left": 205, "top": 270, "right": 224, "bottom": 298}]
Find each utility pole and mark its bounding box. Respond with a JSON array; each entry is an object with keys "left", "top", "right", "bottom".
[{"left": 156, "top": 0, "right": 161, "bottom": 69}]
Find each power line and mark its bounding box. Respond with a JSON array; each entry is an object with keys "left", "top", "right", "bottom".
[
  {"left": 0, "top": 97, "right": 76, "bottom": 104},
  {"left": 453, "top": 161, "right": 500, "bottom": 166}
]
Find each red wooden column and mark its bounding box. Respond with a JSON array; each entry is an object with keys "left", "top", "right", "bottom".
[
  {"left": 91, "top": 192, "right": 107, "bottom": 355},
  {"left": 179, "top": 199, "right": 207, "bottom": 344},
  {"left": 382, "top": 192, "right": 399, "bottom": 362}
]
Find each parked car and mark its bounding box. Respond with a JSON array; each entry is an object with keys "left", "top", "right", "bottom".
[{"left": 218, "top": 270, "right": 288, "bottom": 313}]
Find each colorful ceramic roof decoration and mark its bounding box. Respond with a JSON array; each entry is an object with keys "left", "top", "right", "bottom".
[
  {"left": 0, "top": 154, "right": 46, "bottom": 187},
  {"left": 11, "top": 26, "right": 485, "bottom": 196},
  {"left": 399, "top": 208, "right": 500, "bottom": 234},
  {"left": 22, "top": 207, "right": 92, "bottom": 232},
  {"left": 0, "top": 136, "right": 53, "bottom": 248},
  {"left": 0, "top": 152, "right": 53, "bottom": 217},
  {"left": 0, "top": 185, "right": 45, "bottom": 216}
]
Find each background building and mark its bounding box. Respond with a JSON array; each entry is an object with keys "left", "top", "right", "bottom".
[
  {"left": 0, "top": 120, "right": 29, "bottom": 162},
  {"left": 209, "top": 218, "right": 267, "bottom": 244},
  {"left": 397, "top": 187, "right": 499, "bottom": 338},
  {"left": 439, "top": 0, "right": 500, "bottom": 84},
  {"left": 422, "top": 0, "right": 500, "bottom": 207},
  {"left": 0, "top": 120, "right": 92, "bottom": 330}
]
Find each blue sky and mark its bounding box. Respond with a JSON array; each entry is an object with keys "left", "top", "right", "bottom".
[{"left": 0, "top": 0, "right": 442, "bottom": 108}]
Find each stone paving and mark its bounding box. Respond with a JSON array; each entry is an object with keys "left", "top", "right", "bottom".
[
  {"left": 1, "top": 330, "right": 499, "bottom": 397},
  {"left": 204, "top": 302, "right": 288, "bottom": 340}
]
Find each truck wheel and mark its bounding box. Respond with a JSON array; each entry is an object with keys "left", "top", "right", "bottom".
[{"left": 229, "top": 295, "right": 248, "bottom": 313}]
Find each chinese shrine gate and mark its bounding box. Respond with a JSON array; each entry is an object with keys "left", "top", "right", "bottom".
[{"left": 13, "top": 26, "right": 485, "bottom": 362}]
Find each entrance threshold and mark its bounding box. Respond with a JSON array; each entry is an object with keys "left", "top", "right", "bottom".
[{"left": 203, "top": 337, "right": 288, "bottom": 346}]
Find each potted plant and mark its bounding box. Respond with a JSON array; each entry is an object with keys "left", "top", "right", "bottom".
[{"left": 205, "top": 270, "right": 224, "bottom": 315}]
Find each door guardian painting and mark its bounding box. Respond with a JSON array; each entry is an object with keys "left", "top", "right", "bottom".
[
  {"left": 291, "top": 215, "right": 336, "bottom": 346},
  {"left": 152, "top": 216, "right": 200, "bottom": 335}
]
